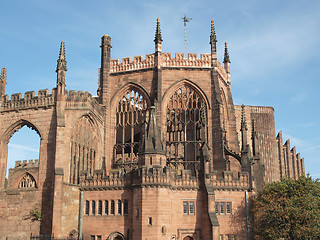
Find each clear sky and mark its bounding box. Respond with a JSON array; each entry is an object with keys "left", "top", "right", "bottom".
[{"left": 1, "top": 0, "right": 319, "bottom": 178}]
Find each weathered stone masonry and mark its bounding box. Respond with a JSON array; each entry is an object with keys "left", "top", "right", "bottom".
[{"left": 0, "top": 19, "right": 304, "bottom": 240}]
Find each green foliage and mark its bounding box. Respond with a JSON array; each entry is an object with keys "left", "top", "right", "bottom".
[
  {"left": 252, "top": 176, "right": 320, "bottom": 239},
  {"left": 30, "top": 206, "right": 42, "bottom": 221}
]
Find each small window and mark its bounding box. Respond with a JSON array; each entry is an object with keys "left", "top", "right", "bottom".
[
  {"left": 148, "top": 217, "right": 152, "bottom": 225},
  {"left": 117, "top": 200, "right": 122, "bottom": 215},
  {"left": 189, "top": 202, "right": 195, "bottom": 215},
  {"left": 220, "top": 202, "right": 225, "bottom": 215},
  {"left": 123, "top": 200, "right": 128, "bottom": 215},
  {"left": 183, "top": 202, "right": 188, "bottom": 214},
  {"left": 98, "top": 200, "right": 102, "bottom": 215},
  {"left": 220, "top": 235, "right": 223, "bottom": 240},
  {"left": 104, "top": 200, "right": 108, "bottom": 215},
  {"left": 97, "top": 236, "right": 102, "bottom": 240},
  {"left": 90, "top": 235, "right": 95, "bottom": 240},
  {"left": 215, "top": 202, "right": 219, "bottom": 214},
  {"left": 226, "top": 202, "right": 231, "bottom": 214},
  {"left": 225, "top": 235, "right": 229, "bottom": 240},
  {"left": 91, "top": 200, "right": 96, "bottom": 215},
  {"left": 110, "top": 200, "right": 115, "bottom": 215},
  {"left": 85, "top": 200, "right": 89, "bottom": 215}
]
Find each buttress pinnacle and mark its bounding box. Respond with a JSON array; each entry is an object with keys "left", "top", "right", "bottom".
[
  {"left": 56, "top": 41, "right": 67, "bottom": 72},
  {"left": 210, "top": 20, "right": 217, "bottom": 44},
  {"left": 154, "top": 18, "right": 163, "bottom": 44},
  {"left": 223, "top": 42, "right": 231, "bottom": 63}
]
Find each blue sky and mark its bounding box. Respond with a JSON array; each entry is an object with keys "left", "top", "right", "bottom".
[{"left": 1, "top": 0, "right": 319, "bottom": 177}]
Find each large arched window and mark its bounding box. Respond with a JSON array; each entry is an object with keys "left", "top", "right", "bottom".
[
  {"left": 114, "top": 89, "right": 148, "bottom": 168},
  {"left": 18, "top": 172, "right": 37, "bottom": 188},
  {"left": 70, "top": 115, "right": 100, "bottom": 184},
  {"left": 166, "top": 85, "right": 207, "bottom": 176}
]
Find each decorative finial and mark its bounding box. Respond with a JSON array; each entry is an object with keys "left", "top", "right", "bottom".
[
  {"left": 241, "top": 104, "right": 247, "bottom": 131},
  {"left": 56, "top": 41, "right": 67, "bottom": 72},
  {"left": 223, "top": 42, "right": 231, "bottom": 63},
  {"left": 210, "top": 20, "right": 217, "bottom": 44},
  {"left": 0, "top": 68, "right": 7, "bottom": 84},
  {"left": 154, "top": 18, "right": 163, "bottom": 44}
]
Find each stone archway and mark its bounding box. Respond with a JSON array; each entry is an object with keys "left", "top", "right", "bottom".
[
  {"left": 107, "top": 232, "right": 125, "bottom": 240},
  {"left": 183, "top": 236, "right": 194, "bottom": 240}
]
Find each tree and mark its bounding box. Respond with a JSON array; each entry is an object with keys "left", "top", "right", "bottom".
[{"left": 252, "top": 175, "right": 320, "bottom": 239}]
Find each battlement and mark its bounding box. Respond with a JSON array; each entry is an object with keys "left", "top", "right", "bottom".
[
  {"left": 66, "top": 90, "right": 104, "bottom": 116},
  {"left": 210, "top": 171, "right": 250, "bottom": 190},
  {"left": 161, "top": 53, "right": 211, "bottom": 68},
  {"left": 2, "top": 89, "right": 55, "bottom": 111},
  {"left": 110, "top": 54, "right": 155, "bottom": 73},
  {"left": 14, "top": 159, "right": 39, "bottom": 169}
]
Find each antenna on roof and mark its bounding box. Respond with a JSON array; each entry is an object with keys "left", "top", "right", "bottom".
[{"left": 181, "top": 14, "right": 192, "bottom": 58}]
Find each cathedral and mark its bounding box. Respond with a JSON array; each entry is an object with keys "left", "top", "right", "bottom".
[{"left": 0, "top": 19, "right": 304, "bottom": 240}]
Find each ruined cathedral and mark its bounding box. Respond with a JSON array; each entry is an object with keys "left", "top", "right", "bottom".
[{"left": 0, "top": 19, "right": 304, "bottom": 240}]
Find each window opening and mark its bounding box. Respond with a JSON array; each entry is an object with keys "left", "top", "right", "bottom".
[
  {"left": 215, "top": 202, "right": 219, "bottom": 214},
  {"left": 148, "top": 217, "right": 152, "bottom": 225},
  {"left": 110, "top": 200, "right": 115, "bottom": 215},
  {"left": 189, "top": 202, "right": 195, "bottom": 215},
  {"left": 117, "top": 200, "right": 122, "bottom": 215},
  {"left": 123, "top": 200, "right": 128, "bottom": 215},
  {"left": 85, "top": 200, "right": 89, "bottom": 215},
  {"left": 98, "top": 200, "right": 102, "bottom": 215},
  {"left": 183, "top": 201, "right": 188, "bottom": 214},
  {"left": 166, "top": 85, "right": 206, "bottom": 176},
  {"left": 6, "top": 126, "right": 40, "bottom": 187},
  {"left": 220, "top": 202, "right": 225, "bottom": 214},
  {"left": 104, "top": 200, "right": 109, "bottom": 215},
  {"left": 114, "top": 89, "right": 148, "bottom": 169},
  {"left": 70, "top": 116, "right": 99, "bottom": 184},
  {"left": 91, "top": 200, "right": 96, "bottom": 215},
  {"left": 226, "top": 202, "right": 231, "bottom": 214}
]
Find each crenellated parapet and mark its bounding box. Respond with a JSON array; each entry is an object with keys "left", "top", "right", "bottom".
[
  {"left": 161, "top": 53, "right": 211, "bottom": 68},
  {"left": 1, "top": 89, "right": 55, "bottom": 112},
  {"left": 13, "top": 159, "right": 39, "bottom": 169},
  {"left": 80, "top": 166, "right": 199, "bottom": 190},
  {"left": 210, "top": 171, "right": 250, "bottom": 190},
  {"left": 276, "top": 131, "right": 305, "bottom": 179},
  {"left": 110, "top": 54, "right": 155, "bottom": 73},
  {"left": 66, "top": 90, "right": 104, "bottom": 116}
]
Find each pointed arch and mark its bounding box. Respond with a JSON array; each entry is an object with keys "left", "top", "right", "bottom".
[
  {"left": 163, "top": 80, "right": 208, "bottom": 176},
  {"left": 1, "top": 119, "right": 42, "bottom": 144},
  {"left": 107, "top": 232, "right": 125, "bottom": 240},
  {"left": 18, "top": 172, "right": 37, "bottom": 188},
  {"left": 69, "top": 114, "right": 102, "bottom": 184},
  {"left": 110, "top": 82, "right": 151, "bottom": 110},
  {"left": 162, "top": 79, "right": 210, "bottom": 110},
  {"left": 111, "top": 82, "right": 150, "bottom": 169}
]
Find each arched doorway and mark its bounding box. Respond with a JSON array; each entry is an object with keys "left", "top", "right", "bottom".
[
  {"left": 183, "top": 236, "right": 194, "bottom": 240},
  {"left": 107, "top": 232, "right": 125, "bottom": 240}
]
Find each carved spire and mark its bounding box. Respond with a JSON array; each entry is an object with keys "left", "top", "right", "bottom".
[
  {"left": 154, "top": 18, "right": 163, "bottom": 53},
  {"left": 210, "top": 20, "right": 217, "bottom": 44},
  {"left": 210, "top": 20, "right": 218, "bottom": 67},
  {"left": 241, "top": 104, "right": 247, "bottom": 131},
  {"left": 223, "top": 42, "right": 231, "bottom": 63},
  {"left": 241, "top": 104, "right": 248, "bottom": 150},
  {"left": 56, "top": 41, "right": 67, "bottom": 72},
  {"left": 56, "top": 41, "right": 67, "bottom": 87},
  {"left": 154, "top": 18, "right": 163, "bottom": 44},
  {"left": 142, "top": 106, "right": 164, "bottom": 153},
  {"left": 0, "top": 68, "right": 7, "bottom": 97}
]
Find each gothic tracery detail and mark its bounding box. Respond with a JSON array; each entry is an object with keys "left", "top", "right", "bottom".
[
  {"left": 70, "top": 116, "right": 100, "bottom": 184},
  {"left": 18, "top": 173, "right": 36, "bottom": 188},
  {"left": 166, "top": 85, "right": 207, "bottom": 176},
  {"left": 114, "top": 89, "right": 148, "bottom": 168}
]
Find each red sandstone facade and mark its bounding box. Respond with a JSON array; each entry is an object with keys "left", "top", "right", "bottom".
[{"left": 0, "top": 20, "right": 304, "bottom": 240}]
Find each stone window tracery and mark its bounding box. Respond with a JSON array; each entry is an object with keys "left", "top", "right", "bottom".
[
  {"left": 70, "top": 116, "right": 100, "bottom": 184},
  {"left": 166, "top": 85, "right": 206, "bottom": 176},
  {"left": 114, "top": 89, "right": 148, "bottom": 168},
  {"left": 18, "top": 173, "right": 37, "bottom": 188}
]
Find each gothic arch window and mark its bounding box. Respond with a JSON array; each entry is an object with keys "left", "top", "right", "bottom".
[
  {"left": 166, "top": 85, "right": 207, "bottom": 176},
  {"left": 70, "top": 115, "right": 100, "bottom": 184},
  {"left": 18, "top": 173, "right": 37, "bottom": 188},
  {"left": 114, "top": 89, "right": 148, "bottom": 168}
]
